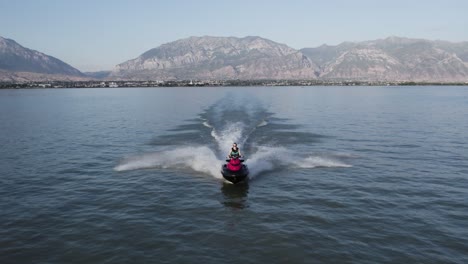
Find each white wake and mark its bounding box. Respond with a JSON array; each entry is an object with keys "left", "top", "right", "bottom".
[
  {"left": 246, "top": 146, "right": 352, "bottom": 177},
  {"left": 115, "top": 120, "right": 352, "bottom": 179},
  {"left": 114, "top": 146, "right": 222, "bottom": 178}
]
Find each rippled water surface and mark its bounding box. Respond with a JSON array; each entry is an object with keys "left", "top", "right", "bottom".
[{"left": 1, "top": 86, "right": 467, "bottom": 263}]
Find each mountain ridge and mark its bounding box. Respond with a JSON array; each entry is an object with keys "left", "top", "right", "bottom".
[
  {"left": 110, "top": 36, "right": 320, "bottom": 80},
  {"left": 0, "top": 36, "right": 85, "bottom": 81},
  {"left": 1, "top": 35, "right": 468, "bottom": 82},
  {"left": 112, "top": 35, "right": 468, "bottom": 82},
  {"left": 301, "top": 36, "right": 468, "bottom": 82}
]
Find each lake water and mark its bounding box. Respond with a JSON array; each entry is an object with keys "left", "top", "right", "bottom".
[{"left": 1, "top": 86, "right": 467, "bottom": 263}]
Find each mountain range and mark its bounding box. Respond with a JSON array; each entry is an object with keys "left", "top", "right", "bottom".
[
  {"left": 301, "top": 37, "right": 468, "bottom": 82},
  {"left": 0, "top": 36, "right": 87, "bottom": 82},
  {"left": 110, "top": 36, "right": 319, "bottom": 80},
  {"left": 1, "top": 35, "right": 468, "bottom": 82}
]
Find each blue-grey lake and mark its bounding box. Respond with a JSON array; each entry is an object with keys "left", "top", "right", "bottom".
[{"left": 1, "top": 86, "right": 467, "bottom": 263}]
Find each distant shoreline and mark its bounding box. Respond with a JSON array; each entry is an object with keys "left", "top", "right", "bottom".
[{"left": 1, "top": 80, "right": 468, "bottom": 89}]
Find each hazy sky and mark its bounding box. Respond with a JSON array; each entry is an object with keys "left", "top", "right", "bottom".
[{"left": 1, "top": 0, "right": 467, "bottom": 71}]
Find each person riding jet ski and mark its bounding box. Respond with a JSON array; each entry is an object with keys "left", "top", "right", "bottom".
[
  {"left": 227, "top": 143, "right": 242, "bottom": 158},
  {"left": 221, "top": 142, "right": 249, "bottom": 184}
]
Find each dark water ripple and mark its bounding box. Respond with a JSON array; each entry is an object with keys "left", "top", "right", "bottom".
[{"left": 1, "top": 87, "right": 468, "bottom": 263}]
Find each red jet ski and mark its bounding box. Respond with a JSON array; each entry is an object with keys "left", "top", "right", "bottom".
[{"left": 221, "top": 155, "right": 249, "bottom": 184}]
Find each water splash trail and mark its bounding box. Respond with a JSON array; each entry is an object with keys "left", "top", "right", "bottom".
[
  {"left": 115, "top": 146, "right": 222, "bottom": 178},
  {"left": 114, "top": 94, "right": 352, "bottom": 179},
  {"left": 246, "top": 146, "right": 352, "bottom": 178}
]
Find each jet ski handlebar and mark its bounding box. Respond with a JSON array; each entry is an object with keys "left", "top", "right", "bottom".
[{"left": 226, "top": 157, "right": 245, "bottom": 162}]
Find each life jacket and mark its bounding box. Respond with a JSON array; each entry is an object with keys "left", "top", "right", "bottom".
[{"left": 230, "top": 147, "right": 240, "bottom": 157}]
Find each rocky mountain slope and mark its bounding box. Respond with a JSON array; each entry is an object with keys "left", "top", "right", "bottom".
[
  {"left": 0, "top": 36, "right": 85, "bottom": 81},
  {"left": 110, "top": 36, "right": 320, "bottom": 80},
  {"left": 2, "top": 35, "right": 468, "bottom": 82},
  {"left": 301, "top": 37, "right": 468, "bottom": 82},
  {"left": 112, "top": 36, "right": 468, "bottom": 82}
]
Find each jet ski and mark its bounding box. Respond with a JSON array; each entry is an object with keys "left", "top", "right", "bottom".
[{"left": 221, "top": 155, "right": 249, "bottom": 184}]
